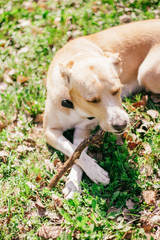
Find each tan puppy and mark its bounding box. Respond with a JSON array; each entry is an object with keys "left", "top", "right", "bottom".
[{"left": 44, "top": 19, "right": 160, "bottom": 199}]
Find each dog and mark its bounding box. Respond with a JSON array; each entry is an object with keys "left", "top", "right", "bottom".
[{"left": 44, "top": 19, "right": 160, "bottom": 199}]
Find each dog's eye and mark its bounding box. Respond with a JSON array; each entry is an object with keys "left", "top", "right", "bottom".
[
  {"left": 112, "top": 88, "right": 120, "bottom": 96},
  {"left": 87, "top": 97, "right": 100, "bottom": 103}
]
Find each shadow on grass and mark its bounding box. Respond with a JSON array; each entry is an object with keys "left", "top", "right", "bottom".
[{"left": 83, "top": 132, "right": 142, "bottom": 209}]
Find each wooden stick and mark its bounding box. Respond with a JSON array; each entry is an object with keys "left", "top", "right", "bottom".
[{"left": 48, "top": 129, "right": 105, "bottom": 189}]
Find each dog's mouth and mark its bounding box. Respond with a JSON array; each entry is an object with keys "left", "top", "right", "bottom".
[{"left": 115, "top": 129, "right": 125, "bottom": 135}]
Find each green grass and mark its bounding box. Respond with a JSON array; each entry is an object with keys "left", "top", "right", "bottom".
[{"left": 0, "top": 0, "right": 160, "bottom": 239}]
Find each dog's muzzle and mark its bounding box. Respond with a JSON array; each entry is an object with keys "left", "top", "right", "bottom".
[{"left": 112, "top": 120, "right": 127, "bottom": 133}]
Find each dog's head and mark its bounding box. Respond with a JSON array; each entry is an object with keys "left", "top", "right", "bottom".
[{"left": 60, "top": 52, "right": 129, "bottom": 134}]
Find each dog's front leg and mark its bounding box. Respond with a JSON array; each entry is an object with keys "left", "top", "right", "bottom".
[
  {"left": 62, "top": 124, "right": 91, "bottom": 199},
  {"left": 45, "top": 125, "right": 109, "bottom": 199},
  {"left": 63, "top": 119, "right": 110, "bottom": 199}
]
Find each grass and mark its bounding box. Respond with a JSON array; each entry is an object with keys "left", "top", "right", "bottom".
[{"left": 0, "top": 0, "right": 160, "bottom": 239}]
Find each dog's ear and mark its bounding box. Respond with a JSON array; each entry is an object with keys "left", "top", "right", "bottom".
[
  {"left": 59, "top": 60, "right": 74, "bottom": 87},
  {"left": 104, "top": 52, "right": 122, "bottom": 75},
  {"left": 104, "top": 52, "right": 121, "bottom": 65}
]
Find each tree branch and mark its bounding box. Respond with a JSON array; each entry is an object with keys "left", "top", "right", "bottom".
[{"left": 48, "top": 129, "right": 105, "bottom": 189}]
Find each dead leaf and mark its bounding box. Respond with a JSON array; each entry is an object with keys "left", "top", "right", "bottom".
[
  {"left": 24, "top": 138, "right": 36, "bottom": 147},
  {"left": 17, "top": 75, "right": 28, "bottom": 84},
  {"left": 17, "top": 46, "right": 29, "bottom": 55},
  {"left": 37, "top": 225, "right": 62, "bottom": 239},
  {"left": 34, "top": 114, "right": 43, "bottom": 123},
  {"left": 0, "top": 207, "right": 9, "bottom": 214},
  {"left": 35, "top": 195, "right": 46, "bottom": 217},
  {"left": 0, "top": 111, "right": 7, "bottom": 132},
  {"left": 35, "top": 174, "right": 42, "bottom": 183},
  {"left": 154, "top": 123, "right": 160, "bottom": 131},
  {"left": 119, "top": 14, "right": 131, "bottom": 24},
  {"left": 143, "top": 143, "right": 152, "bottom": 154},
  {"left": 133, "top": 96, "right": 148, "bottom": 108},
  {"left": 116, "top": 134, "right": 124, "bottom": 145},
  {"left": 26, "top": 181, "right": 36, "bottom": 191},
  {"left": 147, "top": 110, "right": 159, "bottom": 119},
  {"left": 45, "top": 159, "right": 55, "bottom": 173},
  {"left": 0, "top": 150, "right": 8, "bottom": 158},
  {"left": 17, "top": 144, "right": 35, "bottom": 153},
  {"left": 122, "top": 208, "right": 133, "bottom": 222},
  {"left": 54, "top": 17, "right": 61, "bottom": 26},
  {"left": 0, "top": 39, "right": 6, "bottom": 47},
  {"left": 18, "top": 19, "right": 31, "bottom": 27},
  {"left": 142, "top": 190, "right": 156, "bottom": 205},
  {"left": 139, "top": 164, "right": 153, "bottom": 177},
  {"left": 51, "top": 194, "right": 63, "bottom": 208},
  {"left": 23, "top": 1, "right": 33, "bottom": 10},
  {"left": 0, "top": 82, "right": 8, "bottom": 92},
  {"left": 3, "top": 73, "right": 13, "bottom": 84},
  {"left": 122, "top": 230, "right": 132, "bottom": 239},
  {"left": 141, "top": 208, "right": 160, "bottom": 234},
  {"left": 0, "top": 150, "right": 8, "bottom": 163},
  {"left": 128, "top": 141, "right": 140, "bottom": 150},
  {"left": 53, "top": 155, "right": 63, "bottom": 169},
  {"left": 151, "top": 94, "right": 160, "bottom": 103},
  {"left": 126, "top": 199, "right": 134, "bottom": 209},
  {"left": 31, "top": 26, "right": 43, "bottom": 34}
]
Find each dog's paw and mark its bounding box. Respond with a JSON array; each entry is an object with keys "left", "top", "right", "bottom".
[
  {"left": 62, "top": 179, "right": 81, "bottom": 199},
  {"left": 77, "top": 157, "right": 110, "bottom": 185},
  {"left": 86, "top": 163, "right": 110, "bottom": 185}
]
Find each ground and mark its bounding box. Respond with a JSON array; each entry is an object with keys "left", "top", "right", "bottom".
[{"left": 0, "top": 0, "right": 160, "bottom": 239}]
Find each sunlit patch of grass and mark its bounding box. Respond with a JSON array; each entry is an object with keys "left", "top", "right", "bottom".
[{"left": 0, "top": 0, "right": 160, "bottom": 239}]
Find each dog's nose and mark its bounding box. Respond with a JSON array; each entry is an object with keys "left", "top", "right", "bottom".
[{"left": 112, "top": 120, "right": 127, "bottom": 132}]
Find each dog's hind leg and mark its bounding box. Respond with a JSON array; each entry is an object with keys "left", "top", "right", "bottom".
[{"left": 138, "top": 44, "right": 160, "bottom": 94}]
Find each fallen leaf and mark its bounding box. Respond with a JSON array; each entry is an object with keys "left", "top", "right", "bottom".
[
  {"left": 51, "top": 194, "right": 63, "bottom": 208},
  {"left": 17, "top": 75, "right": 28, "bottom": 84},
  {"left": 31, "top": 26, "right": 43, "bottom": 34},
  {"left": 0, "top": 111, "right": 7, "bottom": 132},
  {"left": 17, "top": 144, "right": 35, "bottom": 153},
  {"left": 154, "top": 123, "right": 160, "bottom": 131},
  {"left": 151, "top": 94, "right": 160, "bottom": 103},
  {"left": 3, "top": 73, "right": 13, "bottom": 84},
  {"left": 143, "top": 143, "right": 152, "bottom": 154},
  {"left": 142, "top": 190, "right": 156, "bottom": 205},
  {"left": 141, "top": 208, "right": 160, "bottom": 234},
  {"left": 24, "top": 138, "right": 36, "bottom": 147},
  {"left": 122, "top": 208, "right": 133, "bottom": 222},
  {"left": 119, "top": 14, "right": 131, "bottom": 24},
  {"left": 53, "top": 156, "right": 63, "bottom": 169},
  {"left": 23, "top": 1, "right": 33, "bottom": 10},
  {"left": 17, "top": 46, "right": 29, "bottom": 55},
  {"left": 35, "top": 195, "right": 46, "bottom": 217},
  {"left": 0, "top": 39, "right": 6, "bottom": 47},
  {"left": 133, "top": 96, "right": 148, "bottom": 108},
  {"left": 37, "top": 225, "right": 62, "bottom": 239},
  {"left": 0, "top": 82, "right": 8, "bottom": 92},
  {"left": 34, "top": 114, "right": 44, "bottom": 123},
  {"left": 122, "top": 230, "right": 132, "bottom": 239},
  {"left": 35, "top": 174, "right": 42, "bottom": 183},
  {"left": 128, "top": 141, "right": 140, "bottom": 150},
  {"left": 126, "top": 199, "right": 134, "bottom": 209},
  {"left": 45, "top": 159, "right": 55, "bottom": 173},
  {"left": 0, "top": 150, "right": 8, "bottom": 163},
  {"left": 0, "top": 150, "right": 8, "bottom": 158},
  {"left": 147, "top": 110, "right": 159, "bottom": 119},
  {"left": 26, "top": 181, "right": 36, "bottom": 191},
  {"left": 139, "top": 164, "right": 153, "bottom": 177},
  {"left": 116, "top": 134, "right": 124, "bottom": 145},
  {"left": 18, "top": 19, "right": 31, "bottom": 27}
]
